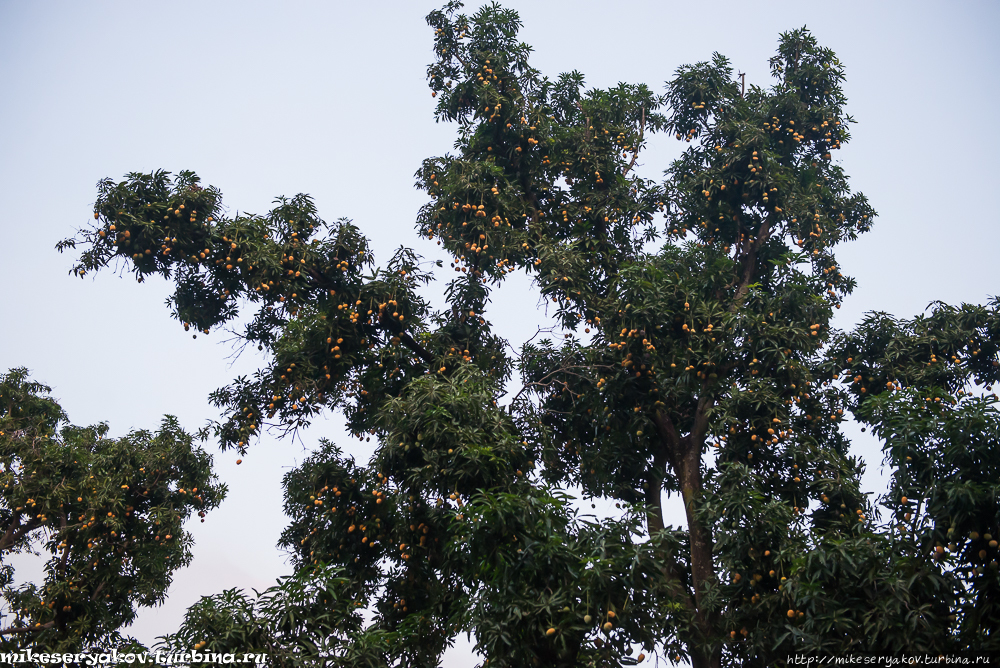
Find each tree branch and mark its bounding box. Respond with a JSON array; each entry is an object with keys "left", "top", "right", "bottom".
[
  {"left": 398, "top": 331, "right": 435, "bottom": 364},
  {"left": 90, "top": 581, "right": 106, "bottom": 602},
  {"left": 59, "top": 514, "right": 71, "bottom": 576},
  {"left": 651, "top": 408, "right": 681, "bottom": 471},
  {"left": 644, "top": 422, "right": 700, "bottom": 626},
  {"left": 653, "top": 398, "right": 717, "bottom": 662},
  {"left": 729, "top": 212, "right": 774, "bottom": 311},
  {"left": 0, "top": 515, "right": 42, "bottom": 553},
  {"left": 622, "top": 106, "right": 646, "bottom": 177},
  {"left": 508, "top": 360, "right": 616, "bottom": 408},
  {"left": 690, "top": 394, "right": 713, "bottom": 448},
  {"left": 0, "top": 621, "right": 54, "bottom": 636}
]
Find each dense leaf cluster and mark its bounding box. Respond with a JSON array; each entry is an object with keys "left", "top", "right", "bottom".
[
  {"left": 0, "top": 368, "right": 225, "bottom": 653},
  {"left": 158, "top": 564, "right": 386, "bottom": 668},
  {"left": 55, "top": 2, "right": 1000, "bottom": 666}
]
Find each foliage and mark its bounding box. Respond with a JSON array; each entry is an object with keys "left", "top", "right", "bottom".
[
  {"left": 157, "top": 564, "right": 391, "bottom": 668},
  {"left": 835, "top": 303, "right": 1000, "bottom": 652},
  {"left": 0, "top": 368, "right": 225, "bottom": 653},
  {"left": 59, "top": 2, "right": 999, "bottom": 666}
]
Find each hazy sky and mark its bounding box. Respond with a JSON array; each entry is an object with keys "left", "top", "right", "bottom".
[{"left": 1, "top": 1, "right": 998, "bottom": 664}]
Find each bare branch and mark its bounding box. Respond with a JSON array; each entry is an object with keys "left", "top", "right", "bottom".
[
  {"left": 0, "top": 515, "right": 42, "bottom": 553},
  {"left": 0, "top": 621, "right": 54, "bottom": 636},
  {"left": 508, "top": 362, "right": 615, "bottom": 407}
]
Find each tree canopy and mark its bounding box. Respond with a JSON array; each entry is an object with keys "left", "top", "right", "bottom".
[
  {"left": 52, "top": 2, "right": 1000, "bottom": 666},
  {"left": 0, "top": 368, "right": 225, "bottom": 653}
]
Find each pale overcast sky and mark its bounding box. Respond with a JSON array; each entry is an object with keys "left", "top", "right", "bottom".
[{"left": 1, "top": 1, "right": 997, "bottom": 665}]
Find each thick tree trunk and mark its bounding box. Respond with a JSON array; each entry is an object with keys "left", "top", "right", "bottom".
[
  {"left": 679, "top": 443, "right": 713, "bottom": 620},
  {"left": 651, "top": 403, "right": 720, "bottom": 667},
  {"left": 679, "top": 444, "right": 721, "bottom": 668},
  {"left": 691, "top": 648, "right": 722, "bottom": 668}
]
